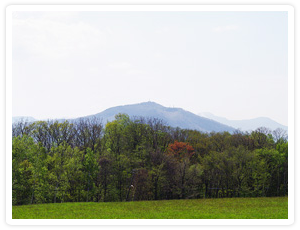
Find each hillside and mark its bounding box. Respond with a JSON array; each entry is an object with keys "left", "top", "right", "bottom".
[{"left": 74, "top": 102, "right": 236, "bottom": 133}]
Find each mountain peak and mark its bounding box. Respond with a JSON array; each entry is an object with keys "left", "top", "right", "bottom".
[
  {"left": 137, "top": 101, "right": 163, "bottom": 107},
  {"left": 80, "top": 102, "right": 235, "bottom": 133}
]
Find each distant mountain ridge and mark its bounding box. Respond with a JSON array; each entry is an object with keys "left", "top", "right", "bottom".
[
  {"left": 12, "top": 116, "right": 36, "bottom": 123},
  {"left": 13, "top": 102, "right": 287, "bottom": 133},
  {"left": 73, "top": 102, "right": 236, "bottom": 133},
  {"left": 199, "top": 112, "right": 287, "bottom": 131}
]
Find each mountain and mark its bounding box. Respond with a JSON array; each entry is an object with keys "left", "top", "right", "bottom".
[
  {"left": 74, "top": 102, "right": 236, "bottom": 133},
  {"left": 12, "top": 116, "right": 36, "bottom": 123},
  {"left": 198, "top": 112, "right": 287, "bottom": 132},
  {"left": 13, "top": 103, "right": 286, "bottom": 133}
]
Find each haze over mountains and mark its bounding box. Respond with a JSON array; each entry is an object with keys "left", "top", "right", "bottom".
[
  {"left": 73, "top": 102, "right": 235, "bottom": 133},
  {"left": 12, "top": 116, "right": 36, "bottom": 124},
  {"left": 13, "top": 102, "right": 287, "bottom": 133},
  {"left": 199, "top": 112, "right": 288, "bottom": 132}
]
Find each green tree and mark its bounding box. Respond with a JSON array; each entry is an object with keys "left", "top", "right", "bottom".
[
  {"left": 97, "top": 156, "right": 113, "bottom": 202},
  {"left": 12, "top": 135, "right": 37, "bottom": 205},
  {"left": 64, "top": 147, "right": 84, "bottom": 202},
  {"left": 276, "top": 142, "right": 288, "bottom": 196},
  {"left": 47, "top": 144, "right": 72, "bottom": 203},
  {"left": 105, "top": 114, "right": 131, "bottom": 201},
  {"left": 82, "top": 148, "right": 99, "bottom": 202}
]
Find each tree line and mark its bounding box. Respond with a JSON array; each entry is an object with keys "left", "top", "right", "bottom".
[{"left": 12, "top": 114, "right": 288, "bottom": 205}]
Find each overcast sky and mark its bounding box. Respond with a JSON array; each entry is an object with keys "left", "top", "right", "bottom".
[{"left": 12, "top": 11, "right": 288, "bottom": 125}]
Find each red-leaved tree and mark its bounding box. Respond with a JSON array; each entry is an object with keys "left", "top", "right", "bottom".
[{"left": 167, "top": 141, "right": 195, "bottom": 160}]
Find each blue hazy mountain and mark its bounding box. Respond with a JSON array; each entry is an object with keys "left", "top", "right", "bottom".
[
  {"left": 199, "top": 112, "right": 287, "bottom": 132},
  {"left": 12, "top": 116, "right": 36, "bottom": 123},
  {"left": 74, "top": 102, "right": 236, "bottom": 133},
  {"left": 12, "top": 102, "right": 287, "bottom": 133}
]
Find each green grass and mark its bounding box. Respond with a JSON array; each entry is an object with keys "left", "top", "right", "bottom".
[{"left": 12, "top": 197, "right": 288, "bottom": 219}]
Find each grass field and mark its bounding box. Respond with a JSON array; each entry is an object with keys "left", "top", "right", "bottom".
[{"left": 12, "top": 197, "right": 288, "bottom": 219}]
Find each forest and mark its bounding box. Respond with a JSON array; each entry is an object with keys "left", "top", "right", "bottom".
[{"left": 12, "top": 114, "right": 288, "bottom": 205}]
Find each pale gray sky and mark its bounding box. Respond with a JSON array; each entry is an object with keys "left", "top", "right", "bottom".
[{"left": 12, "top": 11, "right": 288, "bottom": 125}]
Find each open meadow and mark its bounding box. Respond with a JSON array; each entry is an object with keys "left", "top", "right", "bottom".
[{"left": 12, "top": 197, "right": 288, "bottom": 219}]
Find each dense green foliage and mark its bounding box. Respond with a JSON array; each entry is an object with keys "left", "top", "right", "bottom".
[
  {"left": 12, "top": 114, "right": 288, "bottom": 205},
  {"left": 12, "top": 197, "right": 288, "bottom": 219}
]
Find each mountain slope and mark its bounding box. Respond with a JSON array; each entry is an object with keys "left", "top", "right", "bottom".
[
  {"left": 75, "top": 102, "right": 236, "bottom": 133},
  {"left": 199, "top": 112, "right": 287, "bottom": 131}
]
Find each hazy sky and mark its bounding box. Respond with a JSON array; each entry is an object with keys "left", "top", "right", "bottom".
[{"left": 12, "top": 11, "right": 288, "bottom": 125}]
